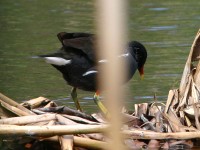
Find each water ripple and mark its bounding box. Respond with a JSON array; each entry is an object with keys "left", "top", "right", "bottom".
[
  {"left": 145, "top": 25, "right": 177, "bottom": 31},
  {"left": 149, "top": 7, "right": 169, "bottom": 11}
]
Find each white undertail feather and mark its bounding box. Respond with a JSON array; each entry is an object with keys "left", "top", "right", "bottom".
[
  {"left": 44, "top": 57, "right": 71, "bottom": 66},
  {"left": 82, "top": 70, "right": 98, "bottom": 76}
]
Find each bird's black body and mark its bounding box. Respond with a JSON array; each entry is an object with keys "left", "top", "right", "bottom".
[{"left": 40, "top": 32, "right": 147, "bottom": 92}]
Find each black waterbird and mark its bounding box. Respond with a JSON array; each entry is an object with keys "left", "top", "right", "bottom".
[{"left": 39, "top": 32, "right": 147, "bottom": 113}]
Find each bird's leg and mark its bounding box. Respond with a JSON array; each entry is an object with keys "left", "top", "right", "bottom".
[
  {"left": 93, "top": 91, "right": 109, "bottom": 115},
  {"left": 71, "top": 87, "right": 82, "bottom": 112}
]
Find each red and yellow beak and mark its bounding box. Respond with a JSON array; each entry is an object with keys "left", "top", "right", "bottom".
[{"left": 139, "top": 66, "right": 144, "bottom": 80}]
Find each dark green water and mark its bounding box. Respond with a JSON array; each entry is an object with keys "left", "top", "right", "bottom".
[{"left": 0, "top": 0, "right": 199, "bottom": 113}]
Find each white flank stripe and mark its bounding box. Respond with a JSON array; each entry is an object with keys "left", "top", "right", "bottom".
[
  {"left": 98, "top": 59, "right": 108, "bottom": 63},
  {"left": 118, "top": 53, "right": 129, "bottom": 58},
  {"left": 44, "top": 57, "right": 71, "bottom": 66},
  {"left": 82, "top": 70, "right": 98, "bottom": 76},
  {"left": 98, "top": 53, "right": 129, "bottom": 63}
]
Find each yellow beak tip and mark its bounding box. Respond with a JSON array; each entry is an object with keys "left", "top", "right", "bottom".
[{"left": 140, "top": 74, "right": 144, "bottom": 80}]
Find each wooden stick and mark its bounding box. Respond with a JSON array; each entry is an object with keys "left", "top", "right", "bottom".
[
  {"left": 0, "top": 124, "right": 108, "bottom": 136},
  {"left": 0, "top": 114, "right": 56, "bottom": 125}
]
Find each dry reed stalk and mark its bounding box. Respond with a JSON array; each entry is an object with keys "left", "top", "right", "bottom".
[
  {"left": 0, "top": 100, "right": 31, "bottom": 116},
  {"left": 0, "top": 103, "right": 17, "bottom": 118},
  {"left": 21, "top": 97, "right": 50, "bottom": 109},
  {"left": 56, "top": 114, "right": 77, "bottom": 125},
  {"left": 0, "top": 92, "right": 35, "bottom": 115},
  {"left": 165, "top": 90, "right": 175, "bottom": 113},
  {"left": 0, "top": 124, "right": 108, "bottom": 136},
  {"left": 0, "top": 114, "right": 56, "bottom": 125},
  {"left": 62, "top": 114, "right": 99, "bottom": 125},
  {"left": 37, "top": 106, "right": 95, "bottom": 121},
  {"left": 166, "top": 108, "right": 185, "bottom": 132},
  {"left": 91, "top": 113, "right": 107, "bottom": 123},
  {"left": 44, "top": 101, "right": 58, "bottom": 108},
  {"left": 122, "top": 129, "right": 200, "bottom": 140},
  {"left": 59, "top": 135, "right": 73, "bottom": 150},
  {"left": 192, "top": 102, "right": 200, "bottom": 130},
  {"left": 179, "top": 30, "right": 200, "bottom": 97},
  {"left": 74, "top": 136, "right": 107, "bottom": 149},
  {"left": 42, "top": 135, "right": 107, "bottom": 149},
  {"left": 47, "top": 120, "right": 56, "bottom": 126}
]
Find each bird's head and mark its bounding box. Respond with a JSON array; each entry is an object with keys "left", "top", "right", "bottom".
[{"left": 128, "top": 41, "right": 147, "bottom": 79}]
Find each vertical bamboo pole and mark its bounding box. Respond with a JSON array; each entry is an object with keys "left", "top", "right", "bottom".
[{"left": 96, "top": 0, "right": 127, "bottom": 149}]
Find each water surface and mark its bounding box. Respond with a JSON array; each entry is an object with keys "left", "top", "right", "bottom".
[{"left": 0, "top": 0, "right": 199, "bottom": 113}]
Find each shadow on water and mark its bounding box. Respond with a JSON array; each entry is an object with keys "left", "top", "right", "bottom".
[{"left": 0, "top": 0, "right": 200, "bottom": 113}]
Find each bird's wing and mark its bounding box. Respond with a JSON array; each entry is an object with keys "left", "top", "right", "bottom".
[{"left": 57, "top": 32, "right": 96, "bottom": 62}]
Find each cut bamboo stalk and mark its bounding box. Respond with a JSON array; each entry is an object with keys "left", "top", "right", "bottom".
[
  {"left": 47, "top": 120, "right": 56, "bottom": 126},
  {"left": 38, "top": 106, "right": 96, "bottom": 121},
  {"left": 84, "top": 133, "right": 104, "bottom": 141},
  {"left": 21, "top": 97, "right": 50, "bottom": 109},
  {"left": 63, "top": 114, "right": 99, "bottom": 125},
  {"left": 96, "top": 0, "right": 127, "bottom": 149},
  {"left": 0, "top": 92, "right": 35, "bottom": 115},
  {"left": 0, "top": 100, "right": 31, "bottom": 116},
  {"left": 30, "top": 120, "right": 50, "bottom": 126},
  {"left": 43, "top": 135, "right": 107, "bottom": 149},
  {"left": 56, "top": 114, "right": 77, "bottom": 125},
  {"left": 0, "top": 114, "right": 56, "bottom": 125},
  {"left": 2, "top": 124, "right": 200, "bottom": 140},
  {"left": 0, "top": 124, "right": 108, "bottom": 137},
  {"left": 91, "top": 113, "right": 107, "bottom": 123},
  {"left": 122, "top": 129, "right": 200, "bottom": 140},
  {"left": 59, "top": 135, "right": 73, "bottom": 150},
  {"left": 74, "top": 136, "right": 107, "bottom": 149},
  {"left": 31, "top": 109, "right": 46, "bottom": 114},
  {"left": 0, "top": 102, "right": 17, "bottom": 118},
  {"left": 44, "top": 101, "right": 57, "bottom": 108}
]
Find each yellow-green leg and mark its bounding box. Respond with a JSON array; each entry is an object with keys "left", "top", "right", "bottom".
[
  {"left": 93, "top": 91, "right": 109, "bottom": 116},
  {"left": 71, "top": 87, "right": 82, "bottom": 112}
]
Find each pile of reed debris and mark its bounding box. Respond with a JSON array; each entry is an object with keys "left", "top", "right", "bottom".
[{"left": 1, "top": 29, "right": 200, "bottom": 150}]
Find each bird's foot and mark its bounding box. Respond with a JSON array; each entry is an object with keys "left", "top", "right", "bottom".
[
  {"left": 93, "top": 91, "right": 109, "bottom": 116},
  {"left": 71, "top": 87, "right": 82, "bottom": 112}
]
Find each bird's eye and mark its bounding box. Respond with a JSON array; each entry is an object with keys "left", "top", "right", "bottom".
[{"left": 135, "top": 47, "right": 139, "bottom": 59}]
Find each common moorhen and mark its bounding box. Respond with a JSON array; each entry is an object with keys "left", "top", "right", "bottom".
[{"left": 39, "top": 32, "right": 147, "bottom": 113}]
